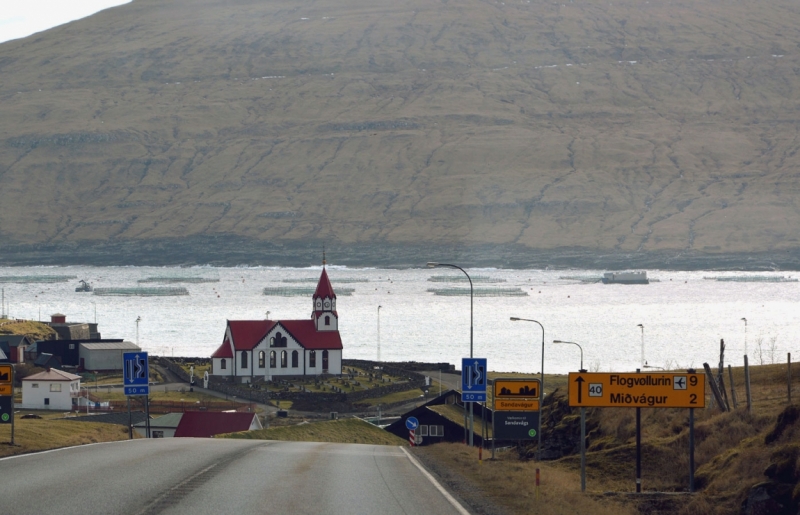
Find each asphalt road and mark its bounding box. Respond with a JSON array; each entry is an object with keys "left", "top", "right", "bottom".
[{"left": 0, "top": 439, "right": 471, "bottom": 515}]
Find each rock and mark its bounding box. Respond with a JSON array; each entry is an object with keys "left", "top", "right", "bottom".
[{"left": 741, "top": 481, "right": 795, "bottom": 515}]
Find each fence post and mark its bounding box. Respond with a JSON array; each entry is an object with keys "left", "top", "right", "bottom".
[
  {"left": 744, "top": 355, "right": 752, "bottom": 414},
  {"left": 728, "top": 365, "right": 738, "bottom": 409},
  {"left": 704, "top": 363, "right": 727, "bottom": 412}
]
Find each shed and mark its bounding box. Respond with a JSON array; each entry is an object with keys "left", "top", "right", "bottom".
[{"left": 79, "top": 341, "right": 141, "bottom": 371}]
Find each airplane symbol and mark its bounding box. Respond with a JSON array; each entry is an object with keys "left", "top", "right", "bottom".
[{"left": 674, "top": 376, "right": 687, "bottom": 390}]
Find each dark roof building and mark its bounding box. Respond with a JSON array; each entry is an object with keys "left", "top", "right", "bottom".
[{"left": 174, "top": 411, "right": 262, "bottom": 438}]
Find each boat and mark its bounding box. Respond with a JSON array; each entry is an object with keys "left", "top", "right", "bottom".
[
  {"left": 75, "top": 280, "right": 93, "bottom": 292},
  {"left": 602, "top": 271, "right": 649, "bottom": 284}
]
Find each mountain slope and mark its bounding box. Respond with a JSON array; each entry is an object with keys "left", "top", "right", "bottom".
[{"left": 2, "top": 0, "right": 800, "bottom": 266}]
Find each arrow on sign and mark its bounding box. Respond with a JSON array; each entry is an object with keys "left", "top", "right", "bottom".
[
  {"left": 134, "top": 355, "right": 145, "bottom": 378},
  {"left": 127, "top": 359, "right": 135, "bottom": 383},
  {"left": 472, "top": 361, "right": 483, "bottom": 386},
  {"left": 575, "top": 375, "right": 585, "bottom": 404}
]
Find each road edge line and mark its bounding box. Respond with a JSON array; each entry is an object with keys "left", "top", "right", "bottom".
[
  {"left": 400, "top": 446, "right": 472, "bottom": 515},
  {"left": 0, "top": 438, "right": 139, "bottom": 462}
]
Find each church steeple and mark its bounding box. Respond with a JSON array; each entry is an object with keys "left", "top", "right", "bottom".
[{"left": 312, "top": 259, "right": 338, "bottom": 331}]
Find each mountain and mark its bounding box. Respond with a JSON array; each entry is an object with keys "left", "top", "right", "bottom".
[{"left": 2, "top": 0, "right": 800, "bottom": 268}]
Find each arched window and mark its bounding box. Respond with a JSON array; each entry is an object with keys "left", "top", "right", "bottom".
[
  {"left": 281, "top": 350, "right": 287, "bottom": 368},
  {"left": 270, "top": 351, "right": 276, "bottom": 368},
  {"left": 220, "top": 359, "right": 226, "bottom": 370},
  {"left": 292, "top": 350, "right": 298, "bottom": 368},
  {"left": 322, "top": 350, "right": 329, "bottom": 371},
  {"left": 325, "top": 315, "right": 330, "bottom": 326},
  {"left": 309, "top": 351, "right": 316, "bottom": 367},
  {"left": 241, "top": 351, "right": 248, "bottom": 369},
  {"left": 258, "top": 351, "right": 265, "bottom": 368}
]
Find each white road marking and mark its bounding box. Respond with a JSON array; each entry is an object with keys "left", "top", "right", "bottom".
[{"left": 400, "top": 446, "right": 472, "bottom": 515}]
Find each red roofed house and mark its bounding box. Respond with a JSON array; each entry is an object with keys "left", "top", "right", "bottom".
[
  {"left": 174, "top": 411, "right": 262, "bottom": 438},
  {"left": 210, "top": 265, "right": 343, "bottom": 382}
]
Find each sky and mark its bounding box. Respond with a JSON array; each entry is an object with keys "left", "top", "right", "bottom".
[{"left": 0, "top": 0, "right": 131, "bottom": 45}]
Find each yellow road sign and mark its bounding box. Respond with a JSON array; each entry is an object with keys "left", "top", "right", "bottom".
[
  {"left": 493, "top": 378, "right": 540, "bottom": 411},
  {"left": 495, "top": 399, "right": 540, "bottom": 411},
  {"left": 0, "top": 364, "right": 12, "bottom": 397},
  {"left": 494, "top": 379, "right": 540, "bottom": 399},
  {"left": 568, "top": 372, "right": 706, "bottom": 408}
]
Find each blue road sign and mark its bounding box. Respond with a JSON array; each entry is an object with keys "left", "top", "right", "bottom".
[
  {"left": 461, "top": 358, "right": 487, "bottom": 402},
  {"left": 123, "top": 352, "right": 149, "bottom": 396},
  {"left": 405, "top": 416, "right": 419, "bottom": 431}
]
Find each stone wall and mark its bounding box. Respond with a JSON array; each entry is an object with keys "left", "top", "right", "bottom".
[{"left": 158, "top": 357, "right": 448, "bottom": 412}]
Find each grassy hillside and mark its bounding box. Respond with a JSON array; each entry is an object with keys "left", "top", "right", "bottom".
[
  {"left": 221, "top": 417, "right": 407, "bottom": 446},
  {"left": 2, "top": 0, "right": 800, "bottom": 265}
]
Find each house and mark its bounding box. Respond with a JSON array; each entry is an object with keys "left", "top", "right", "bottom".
[
  {"left": 210, "top": 265, "right": 343, "bottom": 382},
  {"left": 133, "top": 412, "right": 183, "bottom": 438},
  {"left": 173, "top": 411, "right": 262, "bottom": 438},
  {"left": 21, "top": 368, "right": 81, "bottom": 410},
  {"left": 0, "top": 335, "right": 34, "bottom": 364},
  {"left": 47, "top": 313, "right": 101, "bottom": 340},
  {"left": 384, "top": 390, "right": 487, "bottom": 447}
]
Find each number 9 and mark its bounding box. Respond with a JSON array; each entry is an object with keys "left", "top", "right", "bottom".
[{"left": 689, "top": 376, "right": 698, "bottom": 387}]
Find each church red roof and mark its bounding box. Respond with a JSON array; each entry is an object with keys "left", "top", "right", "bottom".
[
  {"left": 279, "top": 320, "right": 343, "bottom": 350},
  {"left": 210, "top": 339, "right": 233, "bottom": 358},
  {"left": 313, "top": 267, "right": 336, "bottom": 299},
  {"left": 174, "top": 411, "right": 260, "bottom": 438},
  {"left": 227, "top": 320, "right": 274, "bottom": 350}
]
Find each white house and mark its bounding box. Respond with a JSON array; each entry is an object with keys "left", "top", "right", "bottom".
[
  {"left": 211, "top": 266, "right": 343, "bottom": 382},
  {"left": 21, "top": 368, "right": 81, "bottom": 410}
]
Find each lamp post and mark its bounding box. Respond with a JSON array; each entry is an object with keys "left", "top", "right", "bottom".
[
  {"left": 637, "top": 324, "right": 644, "bottom": 368},
  {"left": 553, "top": 338, "right": 586, "bottom": 491},
  {"left": 377, "top": 305, "right": 382, "bottom": 362},
  {"left": 510, "top": 317, "right": 545, "bottom": 459},
  {"left": 428, "top": 262, "right": 474, "bottom": 447},
  {"left": 91, "top": 301, "right": 97, "bottom": 324},
  {"left": 741, "top": 317, "right": 748, "bottom": 358},
  {"left": 136, "top": 316, "right": 142, "bottom": 346},
  {"left": 553, "top": 340, "right": 584, "bottom": 371}
]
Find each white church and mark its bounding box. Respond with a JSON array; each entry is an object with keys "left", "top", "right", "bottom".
[{"left": 210, "top": 265, "right": 343, "bottom": 382}]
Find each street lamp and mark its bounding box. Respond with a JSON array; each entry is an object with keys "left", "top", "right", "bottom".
[
  {"left": 553, "top": 340, "right": 584, "bottom": 371},
  {"left": 552, "top": 338, "right": 586, "bottom": 491},
  {"left": 510, "top": 317, "right": 545, "bottom": 459},
  {"left": 637, "top": 324, "right": 644, "bottom": 368},
  {"left": 136, "top": 316, "right": 142, "bottom": 346},
  {"left": 741, "top": 317, "right": 748, "bottom": 358},
  {"left": 377, "top": 305, "right": 382, "bottom": 362},
  {"left": 428, "top": 262, "right": 475, "bottom": 447}
]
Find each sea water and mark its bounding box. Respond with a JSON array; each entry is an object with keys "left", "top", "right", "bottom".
[{"left": 1, "top": 266, "right": 799, "bottom": 374}]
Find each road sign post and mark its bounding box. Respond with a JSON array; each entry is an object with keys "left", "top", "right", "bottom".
[
  {"left": 0, "top": 364, "right": 14, "bottom": 445},
  {"left": 461, "top": 358, "right": 487, "bottom": 402},
  {"left": 568, "top": 372, "right": 706, "bottom": 408},
  {"left": 123, "top": 352, "right": 150, "bottom": 396},
  {"left": 492, "top": 377, "right": 541, "bottom": 448},
  {"left": 568, "top": 370, "right": 706, "bottom": 493},
  {"left": 123, "top": 352, "right": 150, "bottom": 437},
  {"left": 406, "top": 417, "right": 419, "bottom": 447},
  {"left": 461, "top": 358, "right": 487, "bottom": 448}
]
